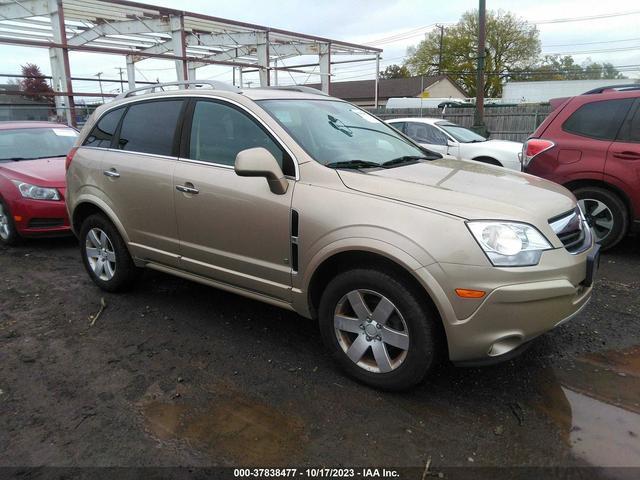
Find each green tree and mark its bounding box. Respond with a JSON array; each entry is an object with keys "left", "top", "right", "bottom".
[
  {"left": 379, "top": 64, "right": 411, "bottom": 79},
  {"left": 514, "top": 55, "right": 626, "bottom": 81},
  {"left": 405, "top": 10, "right": 540, "bottom": 97}
]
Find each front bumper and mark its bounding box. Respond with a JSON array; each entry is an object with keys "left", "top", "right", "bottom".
[
  {"left": 418, "top": 243, "right": 597, "bottom": 363},
  {"left": 11, "top": 197, "right": 71, "bottom": 237}
]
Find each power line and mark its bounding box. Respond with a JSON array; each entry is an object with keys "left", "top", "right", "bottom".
[
  {"left": 543, "top": 36, "right": 640, "bottom": 48},
  {"left": 533, "top": 10, "right": 640, "bottom": 25}
]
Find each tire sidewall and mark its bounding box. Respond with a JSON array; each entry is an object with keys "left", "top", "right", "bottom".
[
  {"left": 574, "top": 187, "right": 628, "bottom": 250},
  {"left": 318, "top": 269, "right": 440, "bottom": 390},
  {"left": 0, "top": 199, "right": 20, "bottom": 246},
  {"left": 79, "top": 214, "right": 136, "bottom": 292}
]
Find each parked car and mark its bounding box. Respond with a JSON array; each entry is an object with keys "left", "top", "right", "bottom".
[
  {"left": 0, "top": 121, "right": 77, "bottom": 245},
  {"left": 523, "top": 84, "right": 640, "bottom": 250},
  {"left": 387, "top": 117, "right": 522, "bottom": 170},
  {"left": 67, "top": 82, "right": 598, "bottom": 390}
]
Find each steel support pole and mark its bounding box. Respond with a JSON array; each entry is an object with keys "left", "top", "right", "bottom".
[
  {"left": 374, "top": 53, "right": 380, "bottom": 108},
  {"left": 257, "top": 31, "right": 270, "bottom": 87},
  {"left": 126, "top": 55, "right": 136, "bottom": 90},
  {"left": 49, "top": 0, "right": 74, "bottom": 126},
  {"left": 170, "top": 14, "right": 188, "bottom": 82},
  {"left": 319, "top": 42, "right": 331, "bottom": 94}
]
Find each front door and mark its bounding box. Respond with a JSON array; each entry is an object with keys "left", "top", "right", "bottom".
[{"left": 173, "top": 98, "right": 295, "bottom": 301}]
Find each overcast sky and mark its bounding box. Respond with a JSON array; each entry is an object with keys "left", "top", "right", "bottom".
[{"left": 1, "top": 0, "right": 639, "bottom": 95}]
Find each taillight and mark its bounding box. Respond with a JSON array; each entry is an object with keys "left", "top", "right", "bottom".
[
  {"left": 65, "top": 146, "right": 78, "bottom": 171},
  {"left": 522, "top": 139, "right": 554, "bottom": 169}
]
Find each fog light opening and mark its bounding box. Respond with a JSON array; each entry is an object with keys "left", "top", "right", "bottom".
[{"left": 488, "top": 335, "right": 523, "bottom": 357}]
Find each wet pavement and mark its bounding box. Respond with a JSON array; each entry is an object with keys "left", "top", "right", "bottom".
[{"left": 0, "top": 235, "right": 639, "bottom": 477}]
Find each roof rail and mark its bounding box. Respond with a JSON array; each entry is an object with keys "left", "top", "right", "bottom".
[
  {"left": 260, "top": 85, "right": 329, "bottom": 96},
  {"left": 115, "top": 80, "right": 240, "bottom": 99},
  {"left": 582, "top": 83, "right": 640, "bottom": 95}
]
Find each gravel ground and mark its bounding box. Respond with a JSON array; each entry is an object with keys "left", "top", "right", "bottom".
[{"left": 0, "top": 235, "right": 639, "bottom": 478}]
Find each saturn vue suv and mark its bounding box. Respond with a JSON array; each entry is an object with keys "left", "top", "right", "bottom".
[{"left": 66, "top": 81, "right": 599, "bottom": 390}]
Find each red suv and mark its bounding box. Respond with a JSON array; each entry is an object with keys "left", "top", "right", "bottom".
[{"left": 523, "top": 85, "right": 640, "bottom": 249}]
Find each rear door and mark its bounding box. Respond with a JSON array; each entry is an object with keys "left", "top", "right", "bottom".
[
  {"left": 173, "top": 98, "right": 295, "bottom": 301},
  {"left": 102, "top": 98, "right": 186, "bottom": 267},
  {"left": 607, "top": 98, "right": 640, "bottom": 220}
]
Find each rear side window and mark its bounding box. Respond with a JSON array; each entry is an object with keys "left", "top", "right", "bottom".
[
  {"left": 405, "top": 122, "right": 448, "bottom": 145},
  {"left": 84, "top": 107, "right": 124, "bottom": 148},
  {"left": 390, "top": 122, "right": 406, "bottom": 133},
  {"left": 563, "top": 98, "right": 634, "bottom": 140},
  {"left": 117, "top": 100, "right": 184, "bottom": 156},
  {"left": 187, "top": 100, "right": 294, "bottom": 175},
  {"left": 618, "top": 102, "right": 640, "bottom": 143}
]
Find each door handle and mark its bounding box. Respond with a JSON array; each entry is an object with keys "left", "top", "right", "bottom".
[
  {"left": 612, "top": 151, "right": 640, "bottom": 160},
  {"left": 176, "top": 183, "right": 199, "bottom": 195},
  {"left": 103, "top": 168, "right": 120, "bottom": 178}
]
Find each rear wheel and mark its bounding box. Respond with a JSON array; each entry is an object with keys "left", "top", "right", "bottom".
[
  {"left": 0, "top": 199, "right": 21, "bottom": 246},
  {"left": 79, "top": 214, "right": 139, "bottom": 291},
  {"left": 319, "top": 268, "right": 442, "bottom": 391},
  {"left": 574, "top": 187, "right": 628, "bottom": 250}
]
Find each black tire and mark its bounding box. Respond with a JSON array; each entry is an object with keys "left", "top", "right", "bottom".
[
  {"left": 318, "top": 268, "right": 443, "bottom": 391},
  {"left": 79, "top": 213, "right": 139, "bottom": 292},
  {"left": 573, "top": 186, "right": 628, "bottom": 251},
  {"left": 0, "top": 198, "right": 21, "bottom": 246},
  {"left": 473, "top": 156, "right": 502, "bottom": 167}
]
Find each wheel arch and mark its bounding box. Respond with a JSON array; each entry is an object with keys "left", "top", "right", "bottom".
[
  {"left": 564, "top": 179, "right": 634, "bottom": 221},
  {"left": 71, "top": 197, "right": 130, "bottom": 244},
  {"left": 305, "top": 249, "right": 440, "bottom": 323}
]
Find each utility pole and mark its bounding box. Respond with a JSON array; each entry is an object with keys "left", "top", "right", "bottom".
[
  {"left": 472, "top": 0, "right": 488, "bottom": 137},
  {"left": 437, "top": 24, "right": 444, "bottom": 75},
  {"left": 95, "top": 72, "right": 104, "bottom": 103},
  {"left": 115, "top": 67, "right": 125, "bottom": 93}
]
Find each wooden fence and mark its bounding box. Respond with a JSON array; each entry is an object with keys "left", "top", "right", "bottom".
[{"left": 367, "top": 105, "right": 553, "bottom": 143}]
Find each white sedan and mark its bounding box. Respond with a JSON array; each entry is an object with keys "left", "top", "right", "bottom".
[{"left": 387, "top": 117, "right": 522, "bottom": 171}]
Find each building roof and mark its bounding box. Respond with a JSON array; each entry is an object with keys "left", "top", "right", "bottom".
[{"left": 308, "top": 76, "right": 467, "bottom": 100}]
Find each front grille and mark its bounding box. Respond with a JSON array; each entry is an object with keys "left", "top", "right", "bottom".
[
  {"left": 28, "top": 218, "right": 64, "bottom": 229},
  {"left": 548, "top": 208, "right": 591, "bottom": 254}
]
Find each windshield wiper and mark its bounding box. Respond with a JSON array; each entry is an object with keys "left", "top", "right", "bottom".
[
  {"left": 2, "top": 157, "right": 32, "bottom": 161},
  {"left": 325, "top": 160, "right": 381, "bottom": 170},
  {"left": 381, "top": 155, "right": 428, "bottom": 168}
]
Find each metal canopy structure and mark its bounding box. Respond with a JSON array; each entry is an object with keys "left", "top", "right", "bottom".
[{"left": 0, "top": 0, "right": 382, "bottom": 125}]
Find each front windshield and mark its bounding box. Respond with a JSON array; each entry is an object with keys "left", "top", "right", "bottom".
[
  {"left": 437, "top": 122, "right": 487, "bottom": 143},
  {"left": 0, "top": 127, "right": 78, "bottom": 162},
  {"left": 258, "top": 99, "right": 437, "bottom": 168}
]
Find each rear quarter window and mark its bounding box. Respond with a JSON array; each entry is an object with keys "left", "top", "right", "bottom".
[
  {"left": 83, "top": 107, "right": 124, "bottom": 148},
  {"left": 562, "top": 98, "right": 634, "bottom": 140}
]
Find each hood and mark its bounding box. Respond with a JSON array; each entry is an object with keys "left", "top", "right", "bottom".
[
  {"left": 0, "top": 157, "right": 66, "bottom": 188},
  {"left": 337, "top": 158, "right": 576, "bottom": 224}
]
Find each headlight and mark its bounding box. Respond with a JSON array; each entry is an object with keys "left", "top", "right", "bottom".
[
  {"left": 11, "top": 181, "right": 60, "bottom": 201},
  {"left": 467, "top": 221, "right": 552, "bottom": 266}
]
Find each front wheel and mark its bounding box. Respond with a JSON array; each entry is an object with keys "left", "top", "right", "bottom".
[
  {"left": 574, "top": 187, "right": 628, "bottom": 250},
  {"left": 79, "top": 214, "right": 139, "bottom": 292},
  {"left": 318, "top": 268, "right": 443, "bottom": 391},
  {"left": 0, "top": 199, "right": 21, "bottom": 246}
]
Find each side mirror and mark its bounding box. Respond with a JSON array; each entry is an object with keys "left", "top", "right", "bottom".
[{"left": 235, "top": 147, "right": 289, "bottom": 195}]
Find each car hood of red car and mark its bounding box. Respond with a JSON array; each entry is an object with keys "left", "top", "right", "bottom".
[{"left": 0, "top": 157, "right": 66, "bottom": 188}]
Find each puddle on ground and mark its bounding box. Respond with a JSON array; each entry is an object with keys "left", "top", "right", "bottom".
[
  {"left": 536, "top": 346, "right": 640, "bottom": 467},
  {"left": 139, "top": 387, "right": 306, "bottom": 465}
]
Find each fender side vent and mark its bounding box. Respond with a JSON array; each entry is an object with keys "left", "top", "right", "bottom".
[{"left": 291, "top": 210, "right": 299, "bottom": 272}]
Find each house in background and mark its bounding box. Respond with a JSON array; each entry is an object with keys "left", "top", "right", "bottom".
[
  {"left": 309, "top": 75, "right": 467, "bottom": 107},
  {"left": 0, "top": 84, "right": 51, "bottom": 121}
]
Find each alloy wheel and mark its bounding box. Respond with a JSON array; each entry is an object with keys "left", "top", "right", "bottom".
[
  {"left": 85, "top": 228, "right": 116, "bottom": 281},
  {"left": 0, "top": 203, "right": 10, "bottom": 241},
  {"left": 333, "top": 289, "right": 410, "bottom": 373},
  {"left": 578, "top": 198, "right": 614, "bottom": 242}
]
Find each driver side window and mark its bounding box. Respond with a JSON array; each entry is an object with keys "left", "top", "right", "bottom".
[{"left": 187, "top": 100, "right": 294, "bottom": 176}]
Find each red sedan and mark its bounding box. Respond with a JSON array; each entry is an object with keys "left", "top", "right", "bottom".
[{"left": 0, "top": 121, "right": 78, "bottom": 245}]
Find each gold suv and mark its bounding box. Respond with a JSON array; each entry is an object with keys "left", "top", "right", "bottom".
[{"left": 66, "top": 81, "right": 599, "bottom": 390}]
